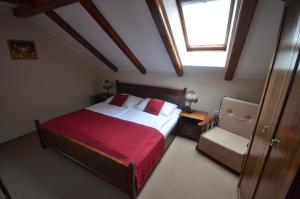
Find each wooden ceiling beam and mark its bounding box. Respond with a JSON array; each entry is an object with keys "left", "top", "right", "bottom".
[
  {"left": 224, "top": 0, "right": 259, "bottom": 80},
  {"left": 13, "top": 0, "right": 81, "bottom": 17},
  {"left": 146, "top": 0, "right": 183, "bottom": 77},
  {"left": 80, "top": 0, "right": 147, "bottom": 74},
  {"left": 46, "top": 10, "right": 118, "bottom": 72}
]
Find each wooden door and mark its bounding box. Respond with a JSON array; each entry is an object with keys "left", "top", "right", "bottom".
[
  {"left": 253, "top": 48, "right": 300, "bottom": 199},
  {"left": 238, "top": 0, "right": 300, "bottom": 198}
]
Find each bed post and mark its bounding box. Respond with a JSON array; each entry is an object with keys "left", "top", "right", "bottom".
[
  {"left": 181, "top": 88, "right": 187, "bottom": 110},
  {"left": 128, "top": 163, "right": 137, "bottom": 199},
  {"left": 34, "top": 120, "right": 46, "bottom": 149}
]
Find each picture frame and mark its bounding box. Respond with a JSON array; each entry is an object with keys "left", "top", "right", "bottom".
[{"left": 7, "top": 40, "right": 38, "bottom": 60}]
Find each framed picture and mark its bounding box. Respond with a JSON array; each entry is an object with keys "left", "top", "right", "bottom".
[{"left": 7, "top": 40, "right": 38, "bottom": 60}]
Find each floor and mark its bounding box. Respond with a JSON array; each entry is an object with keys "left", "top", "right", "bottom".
[{"left": 0, "top": 133, "right": 238, "bottom": 199}]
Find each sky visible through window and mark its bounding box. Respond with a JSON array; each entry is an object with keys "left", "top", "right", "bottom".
[{"left": 181, "top": 0, "right": 232, "bottom": 48}]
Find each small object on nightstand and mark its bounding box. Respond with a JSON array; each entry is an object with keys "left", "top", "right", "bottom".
[
  {"left": 177, "top": 110, "right": 208, "bottom": 141},
  {"left": 91, "top": 93, "right": 114, "bottom": 104}
]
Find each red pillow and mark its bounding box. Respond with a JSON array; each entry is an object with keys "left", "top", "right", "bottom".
[
  {"left": 144, "top": 99, "right": 165, "bottom": 115},
  {"left": 109, "top": 94, "right": 129, "bottom": 107}
]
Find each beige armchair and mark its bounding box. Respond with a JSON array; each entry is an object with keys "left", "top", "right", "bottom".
[{"left": 196, "top": 97, "right": 259, "bottom": 173}]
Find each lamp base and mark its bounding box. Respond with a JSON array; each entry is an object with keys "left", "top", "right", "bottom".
[
  {"left": 185, "top": 106, "right": 192, "bottom": 113},
  {"left": 105, "top": 88, "right": 110, "bottom": 96}
]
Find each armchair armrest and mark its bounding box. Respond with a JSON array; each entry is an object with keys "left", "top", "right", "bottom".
[
  {"left": 198, "top": 115, "right": 218, "bottom": 133},
  {"left": 198, "top": 116, "right": 217, "bottom": 126}
]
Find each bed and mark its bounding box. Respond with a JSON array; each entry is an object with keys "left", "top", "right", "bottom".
[{"left": 34, "top": 81, "right": 186, "bottom": 199}]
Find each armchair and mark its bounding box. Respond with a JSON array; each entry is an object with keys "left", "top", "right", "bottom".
[{"left": 196, "top": 97, "right": 259, "bottom": 172}]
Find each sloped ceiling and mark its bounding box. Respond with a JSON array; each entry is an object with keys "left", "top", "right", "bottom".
[
  {"left": 33, "top": 0, "right": 175, "bottom": 73},
  {"left": 57, "top": 3, "right": 135, "bottom": 71},
  {"left": 5, "top": 0, "right": 284, "bottom": 78}
]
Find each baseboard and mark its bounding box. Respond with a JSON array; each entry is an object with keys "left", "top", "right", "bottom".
[{"left": 0, "top": 129, "right": 34, "bottom": 144}]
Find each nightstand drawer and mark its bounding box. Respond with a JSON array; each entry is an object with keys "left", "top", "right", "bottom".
[
  {"left": 177, "top": 121, "right": 200, "bottom": 140},
  {"left": 177, "top": 110, "right": 207, "bottom": 141}
]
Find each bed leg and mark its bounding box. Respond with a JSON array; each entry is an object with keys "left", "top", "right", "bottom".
[
  {"left": 128, "top": 163, "right": 137, "bottom": 199},
  {"left": 34, "top": 120, "right": 46, "bottom": 149}
]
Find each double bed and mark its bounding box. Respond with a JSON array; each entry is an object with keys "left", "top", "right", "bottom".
[{"left": 34, "top": 81, "right": 186, "bottom": 199}]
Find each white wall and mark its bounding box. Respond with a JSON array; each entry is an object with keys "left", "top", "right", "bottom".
[
  {"left": 96, "top": 71, "right": 265, "bottom": 114},
  {"left": 0, "top": 7, "right": 100, "bottom": 143},
  {"left": 235, "top": 0, "right": 284, "bottom": 78}
]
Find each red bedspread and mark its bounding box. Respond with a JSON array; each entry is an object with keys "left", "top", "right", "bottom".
[{"left": 43, "top": 109, "right": 164, "bottom": 191}]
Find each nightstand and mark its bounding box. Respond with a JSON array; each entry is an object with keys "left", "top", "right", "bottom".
[
  {"left": 177, "top": 110, "right": 208, "bottom": 141},
  {"left": 91, "top": 93, "right": 114, "bottom": 104}
]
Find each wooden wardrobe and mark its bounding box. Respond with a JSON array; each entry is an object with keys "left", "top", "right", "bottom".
[{"left": 238, "top": 0, "right": 300, "bottom": 198}]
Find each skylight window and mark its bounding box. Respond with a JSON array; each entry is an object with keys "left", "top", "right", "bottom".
[{"left": 177, "top": 0, "right": 234, "bottom": 51}]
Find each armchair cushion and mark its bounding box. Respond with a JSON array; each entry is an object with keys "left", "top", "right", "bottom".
[
  {"left": 199, "top": 127, "right": 249, "bottom": 172},
  {"left": 218, "top": 97, "right": 259, "bottom": 139}
]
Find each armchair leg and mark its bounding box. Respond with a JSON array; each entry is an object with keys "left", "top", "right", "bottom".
[{"left": 0, "top": 178, "right": 12, "bottom": 199}]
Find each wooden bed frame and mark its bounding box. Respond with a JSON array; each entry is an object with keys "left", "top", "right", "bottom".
[{"left": 34, "top": 80, "right": 186, "bottom": 199}]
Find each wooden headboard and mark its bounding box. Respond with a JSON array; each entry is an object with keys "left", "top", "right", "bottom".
[{"left": 116, "top": 80, "right": 186, "bottom": 109}]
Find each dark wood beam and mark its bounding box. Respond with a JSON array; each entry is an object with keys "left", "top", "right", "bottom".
[
  {"left": 80, "top": 0, "right": 147, "bottom": 74},
  {"left": 14, "top": 0, "right": 80, "bottom": 17},
  {"left": 146, "top": 0, "right": 183, "bottom": 77},
  {"left": 46, "top": 10, "right": 118, "bottom": 72},
  {"left": 224, "top": 0, "right": 259, "bottom": 80}
]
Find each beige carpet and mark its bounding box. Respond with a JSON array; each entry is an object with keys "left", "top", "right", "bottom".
[{"left": 0, "top": 133, "right": 238, "bottom": 199}]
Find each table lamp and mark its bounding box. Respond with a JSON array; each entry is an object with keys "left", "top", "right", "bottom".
[
  {"left": 185, "top": 90, "right": 198, "bottom": 113},
  {"left": 102, "top": 80, "right": 112, "bottom": 95}
]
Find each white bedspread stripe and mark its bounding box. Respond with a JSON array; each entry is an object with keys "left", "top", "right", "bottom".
[{"left": 86, "top": 103, "right": 180, "bottom": 137}]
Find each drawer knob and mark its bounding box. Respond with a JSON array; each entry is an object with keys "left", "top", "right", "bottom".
[{"left": 184, "top": 128, "right": 193, "bottom": 134}]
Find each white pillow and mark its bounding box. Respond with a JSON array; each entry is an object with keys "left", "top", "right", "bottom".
[
  {"left": 160, "top": 102, "right": 178, "bottom": 117},
  {"left": 136, "top": 98, "right": 150, "bottom": 110},
  {"left": 136, "top": 98, "right": 177, "bottom": 117},
  {"left": 123, "top": 95, "right": 144, "bottom": 108},
  {"left": 104, "top": 95, "right": 114, "bottom": 103}
]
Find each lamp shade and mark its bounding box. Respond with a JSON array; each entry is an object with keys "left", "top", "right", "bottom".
[
  {"left": 185, "top": 90, "right": 198, "bottom": 102},
  {"left": 102, "top": 80, "right": 112, "bottom": 89}
]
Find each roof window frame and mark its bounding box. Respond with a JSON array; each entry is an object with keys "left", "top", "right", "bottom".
[{"left": 176, "top": 0, "right": 236, "bottom": 51}]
